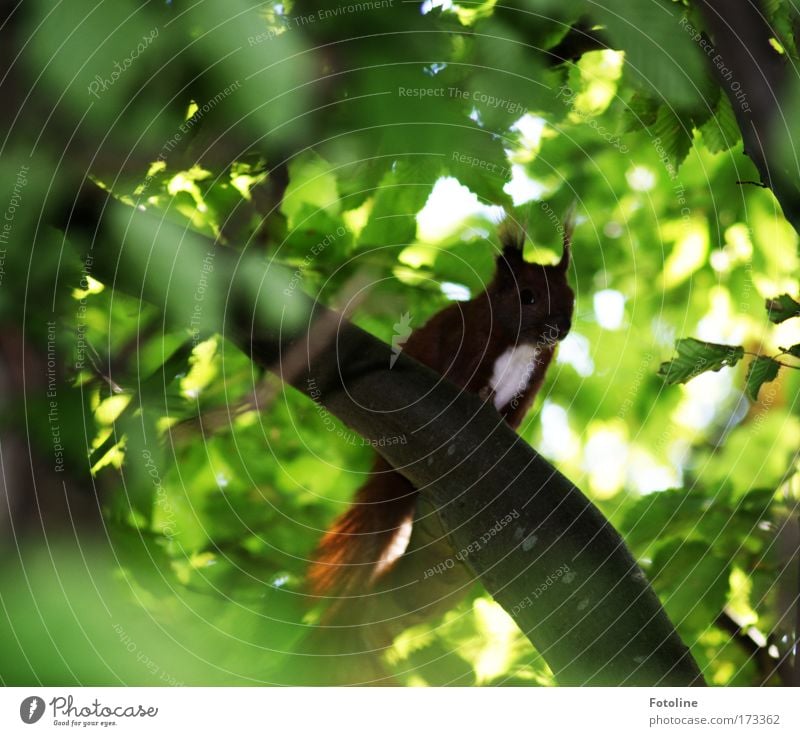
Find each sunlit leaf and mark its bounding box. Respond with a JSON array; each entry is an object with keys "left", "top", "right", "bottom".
[
  {"left": 660, "top": 219, "right": 709, "bottom": 288},
  {"left": 765, "top": 293, "right": 800, "bottom": 323},
  {"left": 590, "top": 1, "right": 714, "bottom": 111},
  {"left": 650, "top": 540, "right": 731, "bottom": 632},
  {"left": 744, "top": 356, "right": 781, "bottom": 401},
  {"left": 658, "top": 339, "right": 745, "bottom": 384},
  {"left": 700, "top": 93, "right": 741, "bottom": 154},
  {"left": 359, "top": 158, "right": 442, "bottom": 247}
]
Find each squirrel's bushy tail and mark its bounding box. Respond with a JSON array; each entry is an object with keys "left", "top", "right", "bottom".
[
  {"left": 292, "top": 457, "right": 418, "bottom": 685},
  {"left": 307, "top": 456, "right": 417, "bottom": 601},
  {"left": 291, "top": 458, "right": 475, "bottom": 684}
]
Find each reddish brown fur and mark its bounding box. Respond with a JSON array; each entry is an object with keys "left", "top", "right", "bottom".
[{"left": 308, "top": 229, "right": 574, "bottom": 620}]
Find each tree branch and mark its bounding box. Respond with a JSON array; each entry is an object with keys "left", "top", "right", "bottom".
[
  {"left": 54, "top": 182, "right": 704, "bottom": 685},
  {"left": 695, "top": 0, "right": 800, "bottom": 235}
]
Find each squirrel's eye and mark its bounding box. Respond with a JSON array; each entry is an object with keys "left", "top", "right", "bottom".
[{"left": 520, "top": 288, "right": 535, "bottom": 305}]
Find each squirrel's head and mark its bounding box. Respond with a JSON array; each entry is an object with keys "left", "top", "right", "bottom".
[{"left": 488, "top": 222, "right": 574, "bottom": 346}]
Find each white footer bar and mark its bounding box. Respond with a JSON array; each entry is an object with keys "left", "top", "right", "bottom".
[{"left": 0, "top": 687, "right": 795, "bottom": 735}]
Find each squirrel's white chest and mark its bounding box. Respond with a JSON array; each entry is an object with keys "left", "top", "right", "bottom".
[{"left": 488, "top": 345, "right": 540, "bottom": 410}]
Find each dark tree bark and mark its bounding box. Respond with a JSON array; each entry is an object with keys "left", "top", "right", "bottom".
[
  {"left": 696, "top": 0, "right": 800, "bottom": 234},
  {"left": 54, "top": 182, "right": 704, "bottom": 685}
]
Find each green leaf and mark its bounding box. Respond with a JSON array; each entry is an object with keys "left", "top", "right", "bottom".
[
  {"left": 622, "top": 489, "right": 707, "bottom": 553},
  {"left": 700, "top": 93, "right": 741, "bottom": 154},
  {"left": 651, "top": 106, "right": 693, "bottom": 172},
  {"left": 623, "top": 485, "right": 776, "bottom": 561},
  {"left": 359, "top": 158, "right": 442, "bottom": 247},
  {"left": 623, "top": 92, "right": 660, "bottom": 132},
  {"left": 430, "top": 239, "right": 497, "bottom": 295},
  {"left": 650, "top": 540, "right": 732, "bottom": 632},
  {"left": 283, "top": 204, "right": 352, "bottom": 266},
  {"left": 765, "top": 293, "right": 800, "bottom": 323},
  {"left": 590, "top": 2, "right": 715, "bottom": 112},
  {"left": 446, "top": 132, "right": 512, "bottom": 206},
  {"left": 281, "top": 153, "right": 340, "bottom": 227},
  {"left": 745, "top": 356, "right": 781, "bottom": 401},
  {"left": 658, "top": 338, "right": 745, "bottom": 384},
  {"left": 762, "top": 0, "right": 800, "bottom": 57},
  {"left": 785, "top": 344, "right": 800, "bottom": 358}
]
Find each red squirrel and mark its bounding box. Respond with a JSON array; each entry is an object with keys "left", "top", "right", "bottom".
[{"left": 304, "top": 216, "right": 574, "bottom": 676}]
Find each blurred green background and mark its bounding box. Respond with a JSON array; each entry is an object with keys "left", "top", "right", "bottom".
[{"left": 0, "top": 0, "right": 798, "bottom": 685}]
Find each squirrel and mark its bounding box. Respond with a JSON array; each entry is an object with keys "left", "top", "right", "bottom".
[{"left": 301, "top": 215, "right": 575, "bottom": 683}]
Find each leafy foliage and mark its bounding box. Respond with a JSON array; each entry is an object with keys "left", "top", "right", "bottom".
[
  {"left": 766, "top": 294, "right": 800, "bottom": 324},
  {"left": 2, "top": 0, "right": 800, "bottom": 686},
  {"left": 658, "top": 339, "right": 745, "bottom": 385},
  {"left": 659, "top": 301, "right": 800, "bottom": 405},
  {"left": 745, "top": 356, "right": 782, "bottom": 401}
]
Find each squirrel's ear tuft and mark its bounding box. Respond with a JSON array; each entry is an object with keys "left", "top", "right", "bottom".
[
  {"left": 558, "top": 202, "right": 576, "bottom": 272},
  {"left": 497, "top": 213, "right": 526, "bottom": 253},
  {"left": 494, "top": 214, "right": 527, "bottom": 281},
  {"left": 558, "top": 237, "right": 571, "bottom": 272},
  {"left": 495, "top": 243, "right": 526, "bottom": 284}
]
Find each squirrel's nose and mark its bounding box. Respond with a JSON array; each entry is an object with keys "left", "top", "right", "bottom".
[
  {"left": 555, "top": 316, "right": 571, "bottom": 338},
  {"left": 550, "top": 315, "right": 572, "bottom": 342}
]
